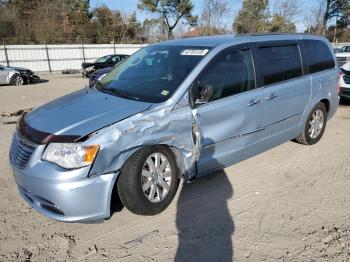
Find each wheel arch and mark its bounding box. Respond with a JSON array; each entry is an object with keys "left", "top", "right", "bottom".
[
  {"left": 108, "top": 144, "right": 184, "bottom": 216},
  {"left": 114, "top": 144, "right": 188, "bottom": 179},
  {"left": 299, "top": 96, "right": 332, "bottom": 134},
  {"left": 320, "top": 98, "right": 330, "bottom": 113},
  {"left": 10, "top": 72, "right": 22, "bottom": 85}
]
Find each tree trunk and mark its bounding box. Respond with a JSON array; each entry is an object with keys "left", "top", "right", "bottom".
[
  {"left": 322, "top": 0, "right": 330, "bottom": 36},
  {"left": 167, "top": 28, "right": 174, "bottom": 39}
]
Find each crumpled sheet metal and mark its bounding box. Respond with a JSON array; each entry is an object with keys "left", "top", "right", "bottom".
[{"left": 88, "top": 101, "right": 200, "bottom": 180}]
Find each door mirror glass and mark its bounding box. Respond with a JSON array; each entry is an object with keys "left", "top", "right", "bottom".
[{"left": 195, "top": 81, "right": 214, "bottom": 105}]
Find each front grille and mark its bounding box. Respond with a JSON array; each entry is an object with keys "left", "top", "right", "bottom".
[
  {"left": 19, "top": 186, "right": 64, "bottom": 215},
  {"left": 337, "top": 57, "right": 347, "bottom": 66},
  {"left": 10, "top": 133, "right": 37, "bottom": 169},
  {"left": 341, "top": 88, "right": 350, "bottom": 96},
  {"left": 343, "top": 75, "right": 350, "bottom": 85}
]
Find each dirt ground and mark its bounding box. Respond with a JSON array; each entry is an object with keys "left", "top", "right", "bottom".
[{"left": 1, "top": 74, "right": 350, "bottom": 261}]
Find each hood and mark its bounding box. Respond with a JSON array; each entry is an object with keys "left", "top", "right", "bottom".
[
  {"left": 82, "top": 62, "right": 103, "bottom": 69},
  {"left": 336, "top": 53, "right": 350, "bottom": 57},
  {"left": 10, "top": 66, "right": 31, "bottom": 72},
  {"left": 23, "top": 88, "right": 152, "bottom": 139},
  {"left": 91, "top": 67, "right": 113, "bottom": 79}
]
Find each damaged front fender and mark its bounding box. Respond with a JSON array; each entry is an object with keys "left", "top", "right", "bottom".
[{"left": 87, "top": 96, "right": 200, "bottom": 181}]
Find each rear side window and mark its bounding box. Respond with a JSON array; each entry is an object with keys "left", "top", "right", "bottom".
[
  {"left": 257, "top": 44, "right": 302, "bottom": 86},
  {"left": 304, "top": 40, "right": 335, "bottom": 74}
]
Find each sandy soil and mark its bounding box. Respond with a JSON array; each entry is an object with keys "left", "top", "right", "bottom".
[{"left": 0, "top": 74, "right": 350, "bottom": 261}]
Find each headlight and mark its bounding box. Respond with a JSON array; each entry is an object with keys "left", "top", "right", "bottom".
[{"left": 42, "top": 143, "right": 99, "bottom": 169}]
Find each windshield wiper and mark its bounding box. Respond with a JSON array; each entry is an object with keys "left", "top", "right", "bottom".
[{"left": 97, "top": 84, "right": 140, "bottom": 101}]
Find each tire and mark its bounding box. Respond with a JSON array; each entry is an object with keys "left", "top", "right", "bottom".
[
  {"left": 10, "top": 74, "right": 23, "bottom": 86},
  {"left": 295, "top": 102, "right": 327, "bottom": 145},
  {"left": 117, "top": 146, "right": 180, "bottom": 215}
]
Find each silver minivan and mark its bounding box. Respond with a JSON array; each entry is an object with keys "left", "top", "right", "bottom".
[{"left": 10, "top": 34, "right": 339, "bottom": 222}]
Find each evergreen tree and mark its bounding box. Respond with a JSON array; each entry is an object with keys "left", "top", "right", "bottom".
[{"left": 233, "top": 0, "right": 269, "bottom": 34}]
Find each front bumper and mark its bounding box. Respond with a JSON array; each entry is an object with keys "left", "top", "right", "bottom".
[
  {"left": 11, "top": 160, "right": 118, "bottom": 223},
  {"left": 339, "top": 75, "right": 350, "bottom": 98},
  {"left": 30, "top": 74, "right": 40, "bottom": 83}
]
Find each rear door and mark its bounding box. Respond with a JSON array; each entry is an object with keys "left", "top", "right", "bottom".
[
  {"left": 192, "top": 44, "right": 267, "bottom": 175},
  {"left": 254, "top": 41, "right": 311, "bottom": 142}
]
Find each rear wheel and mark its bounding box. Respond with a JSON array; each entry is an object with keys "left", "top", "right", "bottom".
[
  {"left": 117, "top": 146, "right": 180, "bottom": 215},
  {"left": 11, "top": 74, "right": 23, "bottom": 86},
  {"left": 295, "top": 102, "right": 327, "bottom": 145}
]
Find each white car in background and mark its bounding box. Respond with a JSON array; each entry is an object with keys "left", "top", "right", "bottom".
[
  {"left": 336, "top": 46, "right": 350, "bottom": 66},
  {"left": 0, "top": 65, "right": 23, "bottom": 86},
  {"left": 339, "top": 62, "right": 350, "bottom": 99},
  {"left": 0, "top": 64, "right": 39, "bottom": 86}
]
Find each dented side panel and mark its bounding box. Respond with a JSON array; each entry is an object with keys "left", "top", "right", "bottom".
[{"left": 88, "top": 96, "right": 199, "bottom": 180}]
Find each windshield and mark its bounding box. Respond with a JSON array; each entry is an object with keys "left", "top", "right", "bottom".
[
  {"left": 340, "top": 46, "right": 350, "bottom": 52},
  {"left": 95, "top": 55, "right": 111, "bottom": 63},
  {"left": 98, "top": 45, "right": 211, "bottom": 103}
]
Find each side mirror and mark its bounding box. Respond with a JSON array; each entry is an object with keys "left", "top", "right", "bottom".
[
  {"left": 90, "top": 73, "right": 107, "bottom": 88},
  {"left": 195, "top": 81, "right": 214, "bottom": 105}
]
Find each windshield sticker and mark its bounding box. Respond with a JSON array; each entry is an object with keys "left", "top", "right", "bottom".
[
  {"left": 161, "top": 90, "right": 170, "bottom": 96},
  {"left": 181, "top": 49, "right": 209, "bottom": 56}
]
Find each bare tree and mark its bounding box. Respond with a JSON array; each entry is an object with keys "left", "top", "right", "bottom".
[
  {"left": 200, "top": 0, "right": 229, "bottom": 35},
  {"left": 303, "top": 1, "right": 326, "bottom": 34},
  {"left": 272, "top": 0, "right": 299, "bottom": 22}
]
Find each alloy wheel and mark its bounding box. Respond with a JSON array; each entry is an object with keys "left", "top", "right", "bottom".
[
  {"left": 141, "top": 152, "right": 172, "bottom": 203},
  {"left": 308, "top": 109, "right": 324, "bottom": 139}
]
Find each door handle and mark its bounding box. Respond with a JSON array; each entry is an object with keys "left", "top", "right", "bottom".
[
  {"left": 248, "top": 99, "right": 261, "bottom": 106},
  {"left": 266, "top": 93, "right": 278, "bottom": 101}
]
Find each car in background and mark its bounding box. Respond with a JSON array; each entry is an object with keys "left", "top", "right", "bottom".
[
  {"left": 0, "top": 64, "right": 39, "bottom": 86},
  {"left": 336, "top": 45, "right": 350, "bottom": 66},
  {"left": 82, "top": 54, "right": 129, "bottom": 78},
  {"left": 88, "top": 66, "right": 114, "bottom": 87},
  {"left": 339, "top": 62, "right": 350, "bottom": 99}
]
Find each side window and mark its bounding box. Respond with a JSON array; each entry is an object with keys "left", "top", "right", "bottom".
[
  {"left": 194, "top": 48, "right": 255, "bottom": 104},
  {"left": 111, "top": 56, "right": 120, "bottom": 63},
  {"left": 257, "top": 44, "right": 302, "bottom": 86},
  {"left": 304, "top": 40, "right": 335, "bottom": 74}
]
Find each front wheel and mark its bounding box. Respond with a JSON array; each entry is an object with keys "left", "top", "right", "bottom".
[
  {"left": 117, "top": 146, "right": 180, "bottom": 215},
  {"left": 295, "top": 102, "right": 327, "bottom": 145},
  {"left": 11, "top": 74, "right": 23, "bottom": 86}
]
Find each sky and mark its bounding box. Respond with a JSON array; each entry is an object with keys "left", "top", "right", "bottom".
[{"left": 90, "top": 0, "right": 320, "bottom": 33}]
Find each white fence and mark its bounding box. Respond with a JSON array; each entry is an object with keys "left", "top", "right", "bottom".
[{"left": 0, "top": 44, "right": 146, "bottom": 72}]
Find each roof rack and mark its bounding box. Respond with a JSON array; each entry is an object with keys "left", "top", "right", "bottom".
[{"left": 237, "top": 32, "right": 306, "bottom": 37}]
